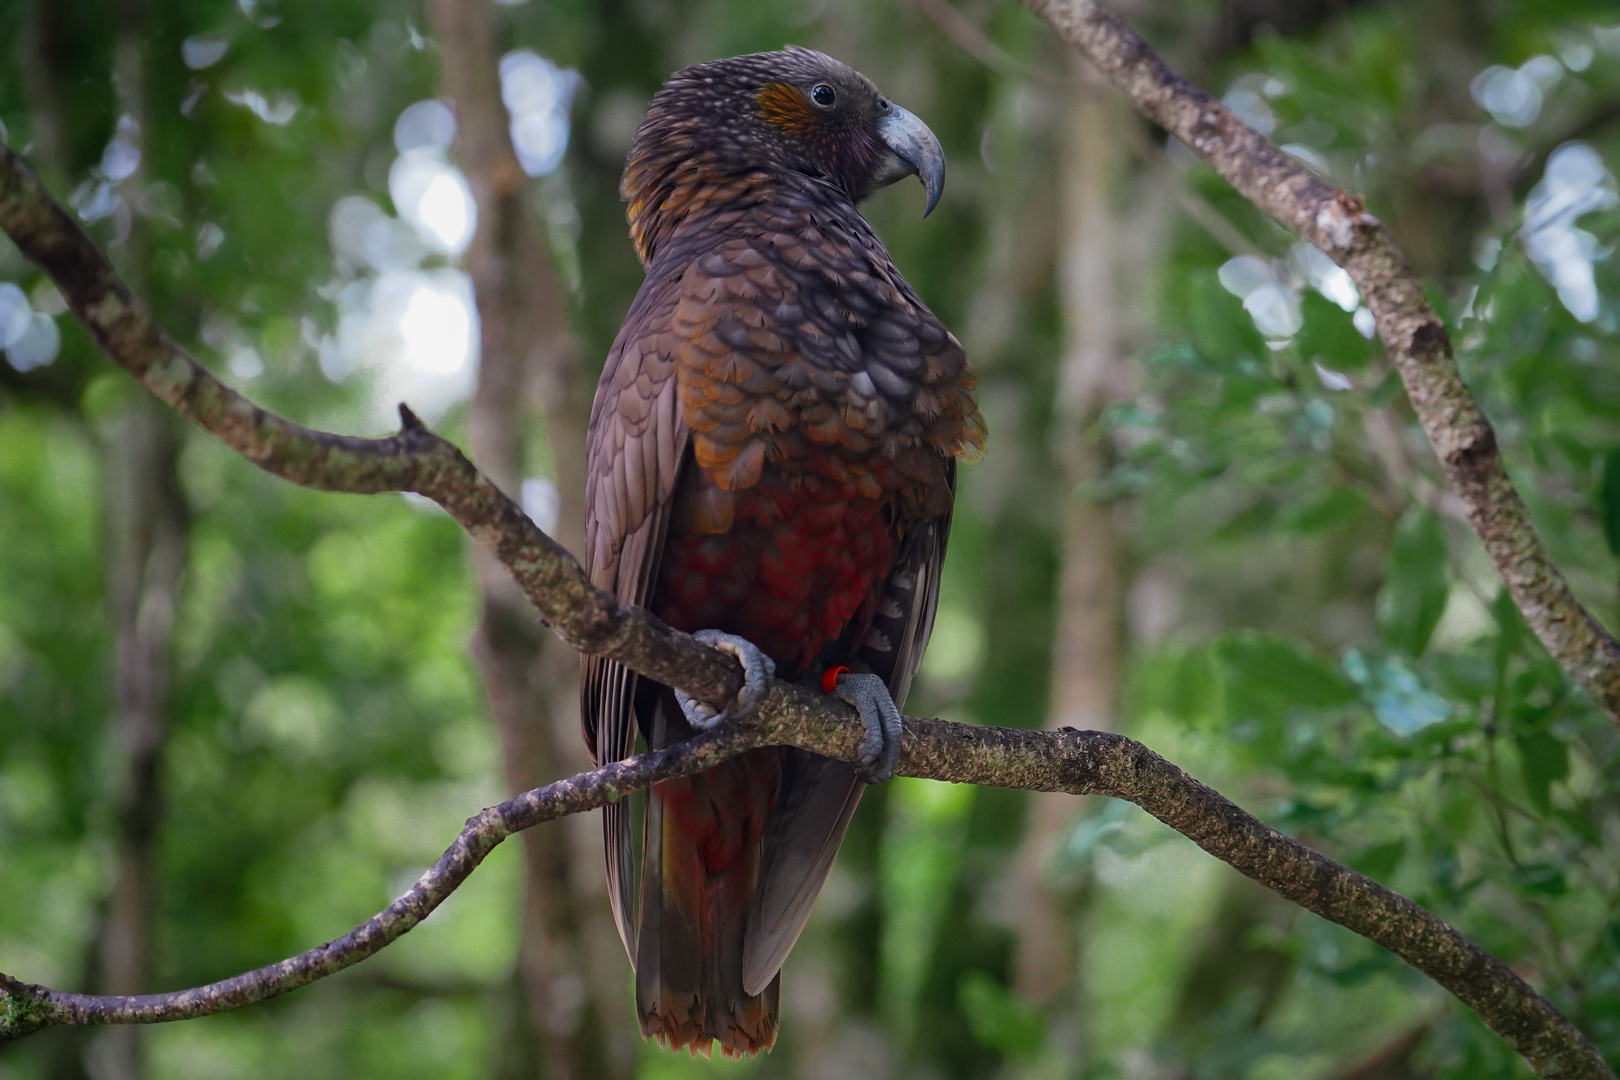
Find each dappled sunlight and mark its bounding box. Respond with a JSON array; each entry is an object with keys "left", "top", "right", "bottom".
[
  {"left": 330, "top": 268, "right": 479, "bottom": 422},
  {"left": 390, "top": 153, "right": 477, "bottom": 257},
  {"left": 500, "top": 50, "right": 580, "bottom": 177},
  {"left": 181, "top": 35, "right": 229, "bottom": 70},
  {"left": 1521, "top": 142, "right": 1618, "bottom": 323},
  {"left": 520, "top": 476, "right": 561, "bottom": 533},
  {"left": 225, "top": 87, "right": 300, "bottom": 126},
  {"left": 310, "top": 67, "right": 574, "bottom": 424},
  {"left": 0, "top": 286, "right": 59, "bottom": 372},
  {"left": 314, "top": 93, "right": 489, "bottom": 422},
  {"left": 1471, "top": 56, "right": 1563, "bottom": 129}
]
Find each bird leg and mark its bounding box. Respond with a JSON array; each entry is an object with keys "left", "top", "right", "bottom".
[
  {"left": 831, "top": 673, "right": 903, "bottom": 785},
  {"left": 675, "top": 630, "right": 777, "bottom": 730}
]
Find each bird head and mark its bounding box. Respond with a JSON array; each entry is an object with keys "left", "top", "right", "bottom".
[{"left": 624, "top": 47, "right": 945, "bottom": 263}]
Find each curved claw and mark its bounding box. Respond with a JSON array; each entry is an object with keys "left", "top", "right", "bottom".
[
  {"left": 674, "top": 630, "right": 777, "bottom": 731},
  {"left": 832, "top": 673, "right": 903, "bottom": 784}
]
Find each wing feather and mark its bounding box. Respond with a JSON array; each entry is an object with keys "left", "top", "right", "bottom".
[{"left": 582, "top": 274, "right": 689, "bottom": 960}]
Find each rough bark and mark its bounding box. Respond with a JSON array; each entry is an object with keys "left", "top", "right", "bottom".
[
  {"left": 423, "top": 2, "right": 627, "bottom": 1075},
  {"left": 1019, "top": 0, "right": 1620, "bottom": 722}
]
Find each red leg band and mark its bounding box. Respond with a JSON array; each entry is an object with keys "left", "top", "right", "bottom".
[{"left": 821, "top": 665, "right": 850, "bottom": 694}]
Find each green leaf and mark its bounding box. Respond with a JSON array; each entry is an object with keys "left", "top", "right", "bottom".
[
  {"left": 1490, "top": 586, "right": 1530, "bottom": 675},
  {"left": 1128, "top": 645, "right": 1223, "bottom": 729},
  {"left": 1213, "top": 496, "right": 1279, "bottom": 541},
  {"left": 1183, "top": 273, "right": 1268, "bottom": 372},
  {"left": 1350, "top": 838, "right": 1406, "bottom": 881},
  {"left": 957, "top": 970, "right": 1046, "bottom": 1061},
  {"left": 1553, "top": 807, "right": 1601, "bottom": 846},
  {"left": 1515, "top": 730, "right": 1568, "bottom": 815},
  {"left": 1599, "top": 449, "right": 1620, "bottom": 558},
  {"left": 1377, "top": 506, "right": 1450, "bottom": 655},
  {"left": 1275, "top": 487, "right": 1373, "bottom": 534},
  {"left": 1143, "top": 342, "right": 1209, "bottom": 372},
  {"left": 1342, "top": 650, "right": 1452, "bottom": 735},
  {"left": 1211, "top": 634, "right": 1356, "bottom": 758},
  {"left": 1511, "top": 862, "right": 1568, "bottom": 897},
  {"left": 1058, "top": 800, "right": 1131, "bottom": 866},
  {"left": 1295, "top": 291, "right": 1375, "bottom": 370},
  {"left": 1216, "top": 633, "right": 1357, "bottom": 716},
  {"left": 1367, "top": 369, "right": 1405, "bottom": 409}
]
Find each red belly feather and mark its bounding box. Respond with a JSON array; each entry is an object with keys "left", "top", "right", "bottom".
[
  {"left": 651, "top": 473, "right": 896, "bottom": 678},
  {"left": 648, "top": 472, "right": 893, "bottom": 885}
]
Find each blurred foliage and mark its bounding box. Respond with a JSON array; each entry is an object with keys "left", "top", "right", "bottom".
[{"left": 4, "top": 0, "right": 1620, "bottom": 1079}]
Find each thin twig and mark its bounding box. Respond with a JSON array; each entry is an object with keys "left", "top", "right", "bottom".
[
  {"left": 904, "top": 0, "right": 1072, "bottom": 85},
  {"left": 1021, "top": 0, "right": 1620, "bottom": 723}
]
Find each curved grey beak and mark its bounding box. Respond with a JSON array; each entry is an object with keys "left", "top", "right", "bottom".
[{"left": 874, "top": 103, "right": 945, "bottom": 218}]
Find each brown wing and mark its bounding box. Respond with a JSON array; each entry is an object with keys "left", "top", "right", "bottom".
[{"left": 582, "top": 269, "right": 688, "bottom": 959}]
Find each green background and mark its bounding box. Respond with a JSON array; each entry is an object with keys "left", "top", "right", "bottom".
[{"left": 4, "top": 0, "right": 1620, "bottom": 1077}]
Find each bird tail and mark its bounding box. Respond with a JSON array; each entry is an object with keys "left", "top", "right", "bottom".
[{"left": 636, "top": 741, "right": 783, "bottom": 1057}]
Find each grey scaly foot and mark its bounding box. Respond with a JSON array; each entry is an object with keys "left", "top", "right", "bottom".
[
  {"left": 832, "top": 673, "right": 903, "bottom": 785},
  {"left": 675, "top": 630, "right": 777, "bottom": 730}
]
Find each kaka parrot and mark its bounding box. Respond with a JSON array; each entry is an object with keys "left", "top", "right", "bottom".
[{"left": 581, "top": 46, "right": 985, "bottom": 1057}]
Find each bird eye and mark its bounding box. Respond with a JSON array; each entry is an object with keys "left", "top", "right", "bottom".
[{"left": 810, "top": 83, "right": 837, "bottom": 108}]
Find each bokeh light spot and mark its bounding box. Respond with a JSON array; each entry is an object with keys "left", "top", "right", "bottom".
[
  {"left": 182, "top": 36, "right": 230, "bottom": 70},
  {"left": 389, "top": 153, "right": 476, "bottom": 256},
  {"left": 499, "top": 50, "right": 580, "bottom": 177},
  {"left": 6, "top": 313, "right": 61, "bottom": 372},
  {"left": 394, "top": 100, "right": 458, "bottom": 156}
]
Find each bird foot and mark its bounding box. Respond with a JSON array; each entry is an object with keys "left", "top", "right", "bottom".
[
  {"left": 831, "top": 673, "right": 902, "bottom": 784},
  {"left": 675, "top": 630, "right": 776, "bottom": 731}
]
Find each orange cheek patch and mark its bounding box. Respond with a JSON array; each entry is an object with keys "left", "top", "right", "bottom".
[{"left": 755, "top": 82, "right": 817, "bottom": 136}]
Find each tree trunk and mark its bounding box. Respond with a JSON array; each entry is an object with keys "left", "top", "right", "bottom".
[
  {"left": 17, "top": 0, "right": 67, "bottom": 180},
  {"left": 1011, "top": 75, "right": 1140, "bottom": 1014},
  {"left": 85, "top": 6, "right": 191, "bottom": 1077},
  {"left": 88, "top": 401, "right": 188, "bottom": 1080},
  {"left": 425, "top": 2, "right": 630, "bottom": 1075}
]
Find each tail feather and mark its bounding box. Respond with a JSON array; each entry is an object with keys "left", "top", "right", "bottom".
[
  {"left": 636, "top": 697, "right": 783, "bottom": 1056},
  {"left": 742, "top": 753, "right": 863, "bottom": 995}
]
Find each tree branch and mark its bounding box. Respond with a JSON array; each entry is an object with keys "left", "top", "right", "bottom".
[
  {"left": 0, "top": 723, "right": 752, "bottom": 1042},
  {"left": 1019, "top": 0, "right": 1620, "bottom": 723},
  {"left": 0, "top": 73, "right": 1609, "bottom": 1080},
  {"left": 3, "top": 693, "right": 1609, "bottom": 1079},
  {"left": 0, "top": 143, "right": 746, "bottom": 715}
]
